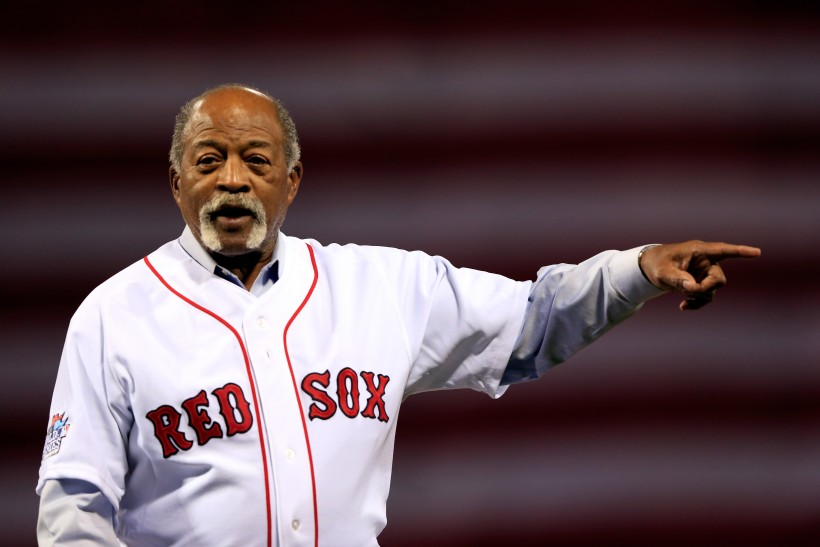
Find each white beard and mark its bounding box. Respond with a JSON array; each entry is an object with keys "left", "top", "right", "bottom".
[{"left": 198, "top": 193, "right": 268, "bottom": 253}]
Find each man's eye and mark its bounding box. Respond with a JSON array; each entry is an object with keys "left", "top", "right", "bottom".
[
  {"left": 197, "top": 156, "right": 219, "bottom": 166},
  {"left": 247, "top": 156, "right": 269, "bottom": 165}
]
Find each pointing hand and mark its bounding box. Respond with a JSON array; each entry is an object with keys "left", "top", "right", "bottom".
[{"left": 639, "top": 241, "right": 761, "bottom": 311}]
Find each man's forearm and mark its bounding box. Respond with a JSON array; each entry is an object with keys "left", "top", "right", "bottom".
[{"left": 503, "top": 246, "right": 666, "bottom": 384}]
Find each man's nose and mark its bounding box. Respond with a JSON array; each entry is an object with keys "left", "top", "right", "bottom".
[{"left": 217, "top": 155, "right": 251, "bottom": 192}]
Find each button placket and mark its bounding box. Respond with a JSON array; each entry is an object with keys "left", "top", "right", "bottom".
[{"left": 244, "top": 301, "right": 313, "bottom": 545}]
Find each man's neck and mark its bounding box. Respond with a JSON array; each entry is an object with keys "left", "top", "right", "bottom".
[
  {"left": 178, "top": 226, "right": 282, "bottom": 293},
  {"left": 208, "top": 249, "right": 273, "bottom": 289}
]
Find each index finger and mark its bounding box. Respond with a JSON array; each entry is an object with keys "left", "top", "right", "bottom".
[{"left": 699, "top": 242, "right": 762, "bottom": 261}]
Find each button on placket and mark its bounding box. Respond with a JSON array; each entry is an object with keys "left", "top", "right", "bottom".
[
  {"left": 256, "top": 316, "right": 267, "bottom": 328},
  {"left": 291, "top": 519, "right": 300, "bottom": 531},
  {"left": 285, "top": 448, "right": 295, "bottom": 461}
]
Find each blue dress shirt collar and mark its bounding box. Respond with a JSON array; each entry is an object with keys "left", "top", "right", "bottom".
[{"left": 177, "top": 225, "right": 283, "bottom": 297}]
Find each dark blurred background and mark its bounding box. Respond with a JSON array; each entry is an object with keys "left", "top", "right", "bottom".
[{"left": 3, "top": 1, "right": 819, "bottom": 545}]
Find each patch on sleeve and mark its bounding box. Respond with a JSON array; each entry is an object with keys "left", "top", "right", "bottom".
[{"left": 42, "top": 412, "right": 71, "bottom": 460}]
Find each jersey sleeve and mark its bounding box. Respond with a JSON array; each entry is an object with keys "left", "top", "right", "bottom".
[
  {"left": 381, "top": 245, "right": 666, "bottom": 399},
  {"left": 36, "top": 292, "right": 132, "bottom": 510},
  {"left": 381, "top": 250, "right": 532, "bottom": 399}
]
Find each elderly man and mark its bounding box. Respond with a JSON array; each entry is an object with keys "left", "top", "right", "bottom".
[{"left": 36, "top": 84, "right": 760, "bottom": 546}]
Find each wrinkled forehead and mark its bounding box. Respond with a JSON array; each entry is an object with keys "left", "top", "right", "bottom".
[{"left": 186, "top": 88, "right": 283, "bottom": 142}]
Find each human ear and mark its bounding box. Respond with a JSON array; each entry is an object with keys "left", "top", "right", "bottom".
[
  {"left": 287, "top": 161, "right": 303, "bottom": 204},
  {"left": 169, "top": 166, "right": 182, "bottom": 205}
]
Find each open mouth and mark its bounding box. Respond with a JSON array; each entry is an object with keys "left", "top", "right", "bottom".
[
  {"left": 208, "top": 205, "right": 258, "bottom": 230},
  {"left": 211, "top": 205, "right": 256, "bottom": 220}
]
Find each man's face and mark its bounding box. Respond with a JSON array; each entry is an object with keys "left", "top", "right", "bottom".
[{"left": 170, "top": 88, "right": 301, "bottom": 257}]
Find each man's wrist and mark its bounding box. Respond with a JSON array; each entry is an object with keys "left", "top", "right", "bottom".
[
  {"left": 638, "top": 244, "right": 661, "bottom": 287},
  {"left": 609, "top": 246, "right": 667, "bottom": 303}
]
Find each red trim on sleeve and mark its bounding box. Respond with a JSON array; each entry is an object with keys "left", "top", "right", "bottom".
[
  {"left": 282, "top": 244, "right": 320, "bottom": 547},
  {"left": 143, "top": 256, "right": 274, "bottom": 547}
]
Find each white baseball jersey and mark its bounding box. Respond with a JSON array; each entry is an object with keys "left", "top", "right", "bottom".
[{"left": 37, "top": 232, "right": 534, "bottom": 546}]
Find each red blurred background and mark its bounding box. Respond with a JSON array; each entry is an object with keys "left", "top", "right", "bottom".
[{"left": 3, "top": 2, "right": 819, "bottom": 545}]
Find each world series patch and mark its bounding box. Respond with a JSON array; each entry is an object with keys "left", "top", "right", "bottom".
[{"left": 43, "top": 412, "right": 70, "bottom": 459}]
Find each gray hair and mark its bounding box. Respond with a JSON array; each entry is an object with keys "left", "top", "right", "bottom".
[{"left": 169, "top": 83, "right": 301, "bottom": 172}]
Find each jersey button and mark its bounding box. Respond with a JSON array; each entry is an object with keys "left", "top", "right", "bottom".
[
  {"left": 285, "top": 448, "right": 295, "bottom": 460},
  {"left": 256, "top": 317, "right": 266, "bottom": 328},
  {"left": 291, "top": 519, "right": 300, "bottom": 531}
]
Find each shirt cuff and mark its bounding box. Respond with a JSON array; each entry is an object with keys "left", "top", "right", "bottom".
[{"left": 608, "top": 245, "right": 668, "bottom": 303}]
